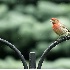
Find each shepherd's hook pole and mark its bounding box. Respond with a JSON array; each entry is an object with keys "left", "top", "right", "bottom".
[
  {"left": 0, "top": 38, "right": 28, "bottom": 69},
  {"left": 37, "top": 36, "right": 70, "bottom": 69}
]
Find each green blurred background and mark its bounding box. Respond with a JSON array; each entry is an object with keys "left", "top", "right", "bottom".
[{"left": 0, "top": 0, "right": 70, "bottom": 69}]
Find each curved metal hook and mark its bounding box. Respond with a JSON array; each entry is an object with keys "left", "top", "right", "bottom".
[
  {"left": 0, "top": 38, "right": 28, "bottom": 69},
  {"left": 37, "top": 36, "right": 70, "bottom": 69}
]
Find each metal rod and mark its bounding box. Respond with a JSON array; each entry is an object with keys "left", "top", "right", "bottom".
[
  {"left": 0, "top": 38, "right": 28, "bottom": 69},
  {"left": 37, "top": 36, "right": 70, "bottom": 69},
  {"left": 29, "top": 52, "right": 36, "bottom": 69}
]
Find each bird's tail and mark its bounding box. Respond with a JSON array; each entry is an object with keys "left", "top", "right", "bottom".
[{"left": 68, "top": 32, "right": 70, "bottom": 35}]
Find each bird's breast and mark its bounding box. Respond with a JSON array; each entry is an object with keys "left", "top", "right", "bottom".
[
  {"left": 53, "top": 24, "right": 60, "bottom": 29},
  {"left": 52, "top": 24, "right": 64, "bottom": 35}
]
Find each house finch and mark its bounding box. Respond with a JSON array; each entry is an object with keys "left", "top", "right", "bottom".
[{"left": 50, "top": 18, "right": 70, "bottom": 36}]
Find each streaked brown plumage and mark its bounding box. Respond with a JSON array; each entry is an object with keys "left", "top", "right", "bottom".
[{"left": 50, "top": 18, "right": 70, "bottom": 36}]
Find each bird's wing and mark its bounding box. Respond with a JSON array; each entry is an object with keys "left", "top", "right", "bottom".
[{"left": 60, "top": 23, "right": 70, "bottom": 32}]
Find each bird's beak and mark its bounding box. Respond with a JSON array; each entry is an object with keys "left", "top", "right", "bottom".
[
  {"left": 50, "top": 20, "right": 52, "bottom": 22},
  {"left": 50, "top": 20, "right": 53, "bottom": 23}
]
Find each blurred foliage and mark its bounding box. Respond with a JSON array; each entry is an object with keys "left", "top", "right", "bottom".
[
  {"left": 38, "top": 58, "right": 70, "bottom": 69},
  {"left": 1, "top": 56, "right": 70, "bottom": 69},
  {"left": 0, "top": 0, "right": 70, "bottom": 69},
  {"left": 0, "top": 56, "right": 23, "bottom": 69}
]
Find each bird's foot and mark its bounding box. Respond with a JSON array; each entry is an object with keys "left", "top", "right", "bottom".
[
  {"left": 56, "top": 35, "right": 69, "bottom": 41},
  {"left": 56, "top": 36, "right": 65, "bottom": 41}
]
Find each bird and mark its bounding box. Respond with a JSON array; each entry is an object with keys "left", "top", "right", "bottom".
[{"left": 50, "top": 18, "right": 70, "bottom": 37}]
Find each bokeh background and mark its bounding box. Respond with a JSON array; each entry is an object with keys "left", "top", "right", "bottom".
[{"left": 0, "top": 0, "right": 70, "bottom": 69}]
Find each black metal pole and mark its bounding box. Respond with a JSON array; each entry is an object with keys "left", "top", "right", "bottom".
[
  {"left": 29, "top": 52, "right": 36, "bottom": 69},
  {"left": 0, "top": 38, "right": 28, "bottom": 69},
  {"left": 37, "top": 36, "right": 70, "bottom": 69}
]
